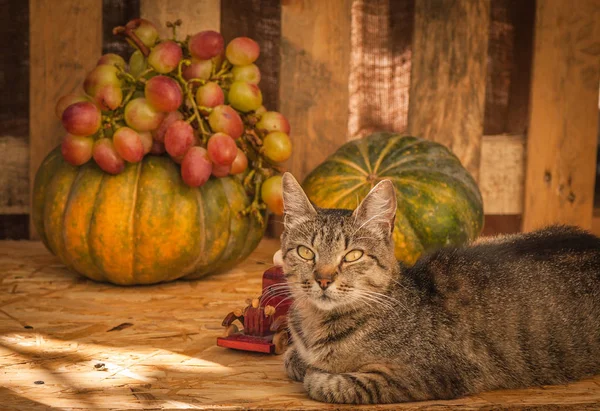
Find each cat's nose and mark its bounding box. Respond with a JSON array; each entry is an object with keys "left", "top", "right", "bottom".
[{"left": 317, "top": 278, "right": 332, "bottom": 290}]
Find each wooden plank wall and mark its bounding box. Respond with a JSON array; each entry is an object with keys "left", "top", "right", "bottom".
[
  {"left": 522, "top": 0, "right": 600, "bottom": 231},
  {"left": 408, "top": 0, "right": 490, "bottom": 183},
  {"left": 220, "top": 0, "right": 281, "bottom": 112},
  {"left": 281, "top": 0, "right": 353, "bottom": 181},
  {"left": 1, "top": 0, "right": 598, "bottom": 239},
  {"left": 140, "top": 0, "right": 220, "bottom": 36},
  {"left": 0, "top": 0, "right": 29, "bottom": 237},
  {"left": 28, "top": 0, "right": 103, "bottom": 239}
]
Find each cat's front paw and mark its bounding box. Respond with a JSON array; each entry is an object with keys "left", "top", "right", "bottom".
[
  {"left": 304, "top": 368, "right": 341, "bottom": 403},
  {"left": 284, "top": 347, "right": 308, "bottom": 382}
]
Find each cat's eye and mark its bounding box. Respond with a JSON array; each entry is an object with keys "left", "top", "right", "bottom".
[
  {"left": 297, "top": 245, "right": 315, "bottom": 260},
  {"left": 344, "top": 249, "right": 364, "bottom": 262}
]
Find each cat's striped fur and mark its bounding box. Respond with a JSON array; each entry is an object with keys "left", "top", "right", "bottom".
[{"left": 280, "top": 172, "right": 600, "bottom": 404}]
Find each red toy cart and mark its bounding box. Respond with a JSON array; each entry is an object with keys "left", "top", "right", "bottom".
[{"left": 216, "top": 266, "right": 292, "bottom": 354}]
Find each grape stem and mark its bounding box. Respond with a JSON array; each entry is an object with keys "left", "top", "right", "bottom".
[
  {"left": 113, "top": 23, "right": 150, "bottom": 57},
  {"left": 176, "top": 58, "right": 211, "bottom": 141},
  {"left": 116, "top": 67, "right": 138, "bottom": 85},
  {"left": 166, "top": 19, "right": 182, "bottom": 40},
  {"left": 121, "top": 87, "right": 136, "bottom": 108}
]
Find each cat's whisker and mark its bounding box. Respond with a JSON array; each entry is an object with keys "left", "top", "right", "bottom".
[
  {"left": 274, "top": 295, "right": 295, "bottom": 309},
  {"left": 351, "top": 291, "right": 395, "bottom": 311},
  {"left": 359, "top": 290, "right": 406, "bottom": 312},
  {"left": 350, "top": 294, "right": 382, "bottom": 312}
]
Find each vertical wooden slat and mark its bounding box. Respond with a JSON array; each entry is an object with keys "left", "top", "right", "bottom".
[
  {"left": 220, "top": 0, "right": 281, "bottom": 112},
  {"left": 140, "top": 0, "right": 220, "bottom": 37},
  {"left": 348, "top": 0, "right": 414, "bottom": 139},
  {"left": 407, "top": 0, "right": 490, "bottom": 182},
  {"left": 522, "top": 0, "right": 600, "bottom": 231},
  {"left": 29, "top": 0, "right": 103, "bottom": 239},
  {"left": 0, "top": 0, "right": 29, "bottom": 138},
  {"left": 280, "top": 0, "right": 353, "bottom": 181},
  {"left": 103, "top": 0, "right": 141, "bottom": 57},
  {"left": 504, "top": 0, "right": 535, "bottom": 135}
]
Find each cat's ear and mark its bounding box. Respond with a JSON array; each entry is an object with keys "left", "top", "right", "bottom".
[
  {"left": 282, "top": 172, "right": 317, "bottom": 228},
  {"left": 353, "top": 180, "right": 396, "bottom": 235}
]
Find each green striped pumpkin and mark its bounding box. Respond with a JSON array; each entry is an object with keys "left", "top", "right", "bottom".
[
  {"left": 32, "top": 147, "right": 265, "bottom": 285},
  {"left": 302, "top": 132, "right": 484, "bottom": 265}
]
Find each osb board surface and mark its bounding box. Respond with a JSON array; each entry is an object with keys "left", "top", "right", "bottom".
[{"left": 0, "top": 240, "right": 599, "bottom": 410}]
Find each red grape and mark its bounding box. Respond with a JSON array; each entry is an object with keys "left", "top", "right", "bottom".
[
  {"left": 61, "top": 134, "right": 94, "bottom": 166},
  {"left": 254, "top": 105, "right": 267, "bottom": 117},
  {"left": 145, "top": 75, "right": 183, "bottom": 112},
  {"left": 183, "top": 58, "right": 212, "bottom": 80},
  {"left": 189, "top": 30, "right": 224, "bottom": 60},
  {"left": 93, "top": 138, "right": 126, "bottom": 174},
  {"left": 83, "top": 65, "right": 123, "bottom": 109},
  {"left": 113, "top": 127, "right": 145, "bottom": 163},
  {"left": 256, "top": 111, "right": 291, "bottom": 134},
  {"left": 228, "top": 81, "right": 263, "bottom": 112},
  {"left": 95, "top": 84, "right": 124, "bottom": 110},
  {"left": 230, "top": 148, "right": 248, "bottom": 175},
  {"left": 226, "top": 37, "right": 260, "bottom": 66},
  {"left": 261, "top": 175, "right": 284, "bottom": 215},
  {"left": 148, "top": 40, "right": 182, "bottom": 74},
  {"left": 97, "top": 53, "right": 126, "bottom": 69},
  {"left": 55, "top": 94, "right": 89, "bottom": 119},
  {"left": 208, "top": 105, "right": 244, "bottom": 139},
  {"left": 138, "top": 131, "right": 153, "bottom": 154},
  {"left": 84, "top": 64, "right": 121, "bottom": 95},
  {"left": 181, "top": 147, "right": 213, "bottom": 187},
  {"left": 262, "top": 131, "right": 292, "bottom": 163},
  {"left": 124, "top": 98, "right": 166, "bottom": 131},
  {"left": 231, "top": 64, "right": 261, "bottom": 84},
  {"left": 207, "top": 132, "right": 237, "bottom": 166},
  {"left": 127, "top": 18, "right": 159, "bottom": 48},
  {"left": 61, "top": 101, "right": 101, "bottom": 136},
  {"left": 164, "top": 120, "right": 195, "bottom": 157},
  {"left": 150, "top": 140, "right": 166, "bottom": 155},
  {"left": 152, "top": 111, "right": 183, "bottom": 142},
  {"left": 211, "top": 163, "right": 231, "bottom": 178},
  {"left": 129, "top": 50, "right": 147, "bottom": 78},
  {"left": 195, "top": 82, "right": 224, "bottom": 108}
]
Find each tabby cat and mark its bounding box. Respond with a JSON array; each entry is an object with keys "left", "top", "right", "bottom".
[{"left": 279, "top": 172, "right": 600, "bottom": 404}]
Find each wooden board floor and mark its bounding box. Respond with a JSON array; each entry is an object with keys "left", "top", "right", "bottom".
[{"left": 0, "top": 239, "right": 599, "bottom": 410}]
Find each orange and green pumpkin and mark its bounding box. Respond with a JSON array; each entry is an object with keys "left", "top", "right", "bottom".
[
  {"left": 302, "top": 132, "right": 484, "bottom": 265},
  {"left": 32, "top": 147, "right": 265, "bottom": 285}
]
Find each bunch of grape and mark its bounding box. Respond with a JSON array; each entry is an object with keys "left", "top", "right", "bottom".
[{"left": 55, "top": 18, "right": 290, "bottom": 219}]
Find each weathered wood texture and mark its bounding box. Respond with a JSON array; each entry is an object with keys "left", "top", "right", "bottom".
[
  {"left": 220, "top": 0, "right": 281, "bottom": 111},
  {"left": 0, "top": 0, "right": 29, "bottom": 139},
  {"left": 522, "top": 0, "right": 600, "bottom": 232},
  {"left": 408, "top": 0, "right": 490, "bottom": 182},
  {"left": 593, "top": 210, "right": 600, "bottom": 236},
  {"left": 1, "top": 239, "right": 599, "bottom": 409},
  {"left": 348, "top": 0, "right": 414, "bottom": 139},
  {"left": 140, "top": 0, "right": 220, "bottom": 37},
  {"left": 28, "top": 0, "right": 103, "bottom": 239},
  {"left": 484, "top": 0, "right": 535, "bottom": 136},
  {"left": 0, "top": 137, "right": 29, "bottom": 215},
  {"left": 103, "top": 0, "right": 141, "bottom": 58},
  {"left": 482, "top": 215, "right": 522, "bottom": 237},
  {"left": 280, "top": 0, "right": 352, "bottom": 181},
  {"left": 504, "top": 0, "right": 535, "bottom": 135},
  {"left": 0, "top": 215, "right": 28, "bottom": 240},
  {"left": 479, "top": 134, "right": 525, "bottom": 215}
]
